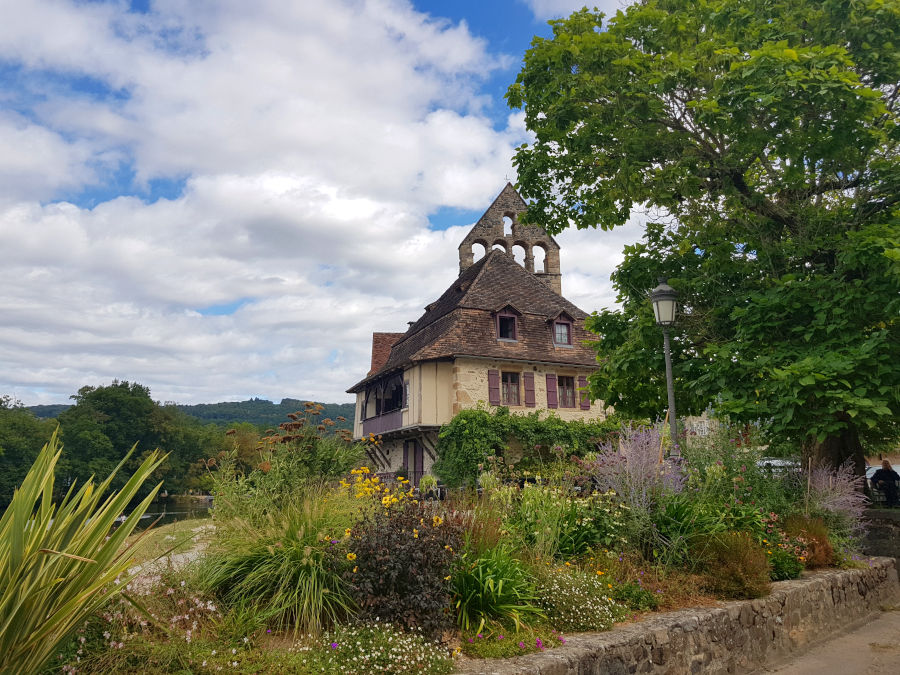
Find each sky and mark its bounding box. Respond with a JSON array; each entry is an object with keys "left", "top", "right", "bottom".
[{"left": 0, "top": 0, "right": 645, "bottom": 406}]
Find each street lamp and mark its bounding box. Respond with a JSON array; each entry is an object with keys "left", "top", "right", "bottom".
[{"left": 651, "top": 278, "right": 679, "bottom": 456}]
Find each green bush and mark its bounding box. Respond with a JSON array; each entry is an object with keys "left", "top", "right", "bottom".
[
  {"left": 1, "top": 431, "right": 165, "bottom": 674},
  {"left": 197, "top": 484, "right": 357, "bottom": 636},
  {"left": 694, "top": 531, "right": 772, "bottom": 599},
  {"left": 452, "top": 545, "right": 543, "bottom": 633},
  {"left": 534, "top": 567, "right": 623, "bottom": 632},
  {"left": 347, "top": 501, "right": 463, "bottom": 637},
  {"left": 768, "top": 547, "right": 804, "bottom": 581},
  {"left": 433, "top": 407, "right": 622, "bottom": 487},
  {"left": 611, "top": 581, "right": 660, "bottom": 612}
]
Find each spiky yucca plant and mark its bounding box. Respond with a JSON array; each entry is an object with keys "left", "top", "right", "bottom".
[{"left": 0, "top": 430, "right": 165, "bottom": 674}]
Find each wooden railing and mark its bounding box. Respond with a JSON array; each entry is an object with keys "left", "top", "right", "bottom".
[{"left": 361, "top": 410, "right": 403, "bottom": 436}]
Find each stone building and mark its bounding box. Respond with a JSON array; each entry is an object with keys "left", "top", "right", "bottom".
[{"left": 346, "top": 184, "right": 607, "bottom": 483}]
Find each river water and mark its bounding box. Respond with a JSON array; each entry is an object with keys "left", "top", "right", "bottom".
[{"left": 123, "top": 496, "right": 213, "bottom": 532}]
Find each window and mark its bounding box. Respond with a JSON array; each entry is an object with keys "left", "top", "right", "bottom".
[
  {"left": 497, "top": 314, "right": 517, "bottom": 340},
  {"left": 501, "top": 372, "right": 520, "bottom": 405},
  {"left": 553, "top": 321, "right": 571, "bottom": 345},
  {"left": 558, "top": 376, "right": 576, "bottom": 408}
]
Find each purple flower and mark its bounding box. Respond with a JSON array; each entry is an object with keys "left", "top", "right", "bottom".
[
  {"left": 518, "top": 641, "right": 525, "bottom": 649},
  {"left": 497, "top": 635, "right": 504, "bottom": 640},
  {"left": 536, "top": 638, "right": 544, "bottom": 651},
  {"left": 330, "top": 642, "right": 338, "bottom": 650},
  {"left": 558, "top": 637, "right": 566, "bottom": 643},
  {"left": 330, "top": 539, "right": 339, "bottom": 544},
  {"left": 468, "top": 638, "right": 473, "bottom": 643},
  {"left": 477, "top": 633, "right": 483, "bottom": 639}
]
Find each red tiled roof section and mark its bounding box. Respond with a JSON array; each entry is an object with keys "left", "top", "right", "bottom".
[{"left": 368, "top": 332, "right": 406, "bottom": 376}]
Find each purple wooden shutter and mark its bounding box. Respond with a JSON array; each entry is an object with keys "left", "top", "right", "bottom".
[
  {"left": 488, "top": 369, "right": 501, "bottom": 405},
  {"left": 578, "top": 375, "right": 591, "bottom": 410},
  {"left": 523, "top": 372, "right": 535, "bottom": 407},
  {"left": 403, "top": 441, "right": 410, "bottom": 469},
  {"left": 546, "top": 373, "right": 558, "bottom": 408}
]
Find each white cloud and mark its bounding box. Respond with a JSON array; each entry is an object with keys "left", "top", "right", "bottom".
[
  {"left": 521, "top": 1, "right": 634, "bottom": 21},
  {"left": 0, "top": 0, "right": 644, "bottom": 405}
]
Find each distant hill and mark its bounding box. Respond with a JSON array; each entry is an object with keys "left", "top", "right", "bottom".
[
  {"left": 27, "top": 404, "right": 71, "bottom": 419},
  {"left": 28, "top": 398, "right": 355, "bottom": 431},
  {"left": 176, "top": 398, "right": 356, "bottom": 430}
]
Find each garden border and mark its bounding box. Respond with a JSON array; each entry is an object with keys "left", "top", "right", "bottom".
[{"left": 455, "top": 557, "right": 900, "bottom": 675}]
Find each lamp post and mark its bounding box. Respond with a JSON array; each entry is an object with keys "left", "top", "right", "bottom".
[{"left": 651, "top": 278, "right": 679, "bottom": 456}]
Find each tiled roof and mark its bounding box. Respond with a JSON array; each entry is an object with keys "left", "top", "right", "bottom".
[
  {"left": 348, "top": 251, "right": 598, "bottom": 392},
  {"left": 368, "top": 332, "right": 406, "bottom": 376}
]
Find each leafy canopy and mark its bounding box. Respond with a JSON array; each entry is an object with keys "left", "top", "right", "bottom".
[{"left": 508, "top": 0, "right": 900, "bottom": 462}]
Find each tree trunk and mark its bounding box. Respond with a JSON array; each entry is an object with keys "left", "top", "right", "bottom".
[{"left": 802, "top": 414, "right": 866, "bottom": 476}]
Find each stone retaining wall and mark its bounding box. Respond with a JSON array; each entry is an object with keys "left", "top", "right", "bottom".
[{"left": 455, "top": 557, "right": 899, "bottom": 675}]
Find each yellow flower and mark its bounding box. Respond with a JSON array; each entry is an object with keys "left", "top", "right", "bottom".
[
  {"left": 433, "top": 515, "right": 443, "bottom": 527},
  {"left": 346, "top": 552, "right": 357, "bottom": 561},
  {"left": 353, "top": 566, "right": 358, "bottom": 573},
  {"left": 596, "top": 570, "right": 604, "bottom": 575},
  {"left": 344, "top": 528, "right": 351, "bottom": 537},
  {"left": 608, "top": 583, "right": 613, "bottom": 588},
  {"left": 413, "top": 528, "right": 419, "bottom": 539},
  {"left": 564, "top": 562, "right": 571, "bottom": 566},
  {"left": 444, "top": 575, "right": 451, "bottom": 581}
]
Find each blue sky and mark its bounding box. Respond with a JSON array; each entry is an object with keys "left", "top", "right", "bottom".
[{"left": 0, "top": 0, "right": 642, "bottom": 405}]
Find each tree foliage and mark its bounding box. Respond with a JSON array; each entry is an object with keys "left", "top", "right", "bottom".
[
  {"left": 508, "top": 0, "right": 900, "bottom": 468},
  {"left": 0, "top": 396, "right": 56, "bottom": 510}
]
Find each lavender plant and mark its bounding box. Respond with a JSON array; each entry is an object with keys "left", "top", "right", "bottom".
[{"left": 805, "top": 460, "right": 869, "bottom": 541}]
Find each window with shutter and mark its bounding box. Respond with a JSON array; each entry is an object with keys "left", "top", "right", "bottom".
[
  {"left": 501, "top": 372, "right": 520, "bottom": 405},
  {"left": 578, "top": 375, "right": 591, "bottom": 410},
  {"left": 523, "top": 372, "right": 535, "bottom": 407},
  {"left": 546, "top": 373, "right": 558, "bottom": 408},
  {"left": 558, "top": 376, "right": 576, "bottom": 408},
  {"left": 488, "top": 369, "right": 501, "bottom": 405}
]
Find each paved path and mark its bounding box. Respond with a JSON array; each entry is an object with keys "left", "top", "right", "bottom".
[{"left": 759, "top": 607, "right": 900, "bottom": 675}]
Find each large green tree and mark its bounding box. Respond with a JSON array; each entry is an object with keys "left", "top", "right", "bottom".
[
  {"left": 507, "top": 0, "right": 900, "bottom": 469},
  {"left": 0, "top": 396, "right": 56, "bottom": 509},
  {"left": 57, "top": 381, "right": 213, "bottom": 498}
]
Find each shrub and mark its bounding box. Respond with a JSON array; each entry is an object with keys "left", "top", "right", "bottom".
[
  {"left": 784, "top": 515, "right": 834, "bottom": 568},
  {"left": 452, "top": 545, "right": 543, "bottom": 633},
  {"left": 768, "top": 547, "right": 804, "bottom": 581},
  {"left": 693, "top": 531, "right": 771, "bottom": 599},
  {"left": 611, "top": 581, "right": 660, "bottom": 612},
  {"left": 197, "top": 485, "right": 357, "bottom": 636},
  {"left": 805, "top": 461, "right": 868, "bottom": 542},
  {"left": 534, "top": 567, "right": 622, "bottom": 632},
  {"left": 346, "top": 501, "right": 463, "bottom": 637},
  {"left": 211, "top": 406, "right": 364, "bottom": 524},
  {"left": 511, "top": 483, "right": 627, "bottom": 559},
  {"left": 0, "top": 431, "right": 165, "bottom": 674}
]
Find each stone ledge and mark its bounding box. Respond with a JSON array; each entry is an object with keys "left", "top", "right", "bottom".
[{"left": 454, "top": 557, "right": 900, "bottom": 675}]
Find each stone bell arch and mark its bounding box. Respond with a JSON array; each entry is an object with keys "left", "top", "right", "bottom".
[{"left": 457, "top": 183, "right": 562, "bottom": 295}]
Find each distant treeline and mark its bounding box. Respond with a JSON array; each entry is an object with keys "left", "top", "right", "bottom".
[
  {"left": 2, "top": 385, "right": 358, "bottom": 510},
  {"left": 28, "top": 398, "right": 355, "bottom": 431}
]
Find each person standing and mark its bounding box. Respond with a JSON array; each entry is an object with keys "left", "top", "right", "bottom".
[{"left": 871, "top": 460, "right": 900, "bottom": 508}]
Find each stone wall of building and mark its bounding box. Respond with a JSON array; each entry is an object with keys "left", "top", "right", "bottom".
[
  {"left": 455, "top": 558, "right": 900, "bottom": 675},
  {"left": 451, "top": 356, "right": 608, "bottom": 420}
]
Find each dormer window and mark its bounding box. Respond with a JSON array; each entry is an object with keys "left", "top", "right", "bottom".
[
  {"left": 499, "top": 315, "right": 516, "bottom": 340},
  {"left": 496, "top": 307, "right": 520, "bottom": 341},
  {"left": 553, "top": 320, "right": 572, "bottom": 346}
]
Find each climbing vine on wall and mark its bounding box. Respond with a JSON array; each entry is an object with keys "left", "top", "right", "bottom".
[{"left": 432, "top": 406, "right": 625, "bottom": 487}]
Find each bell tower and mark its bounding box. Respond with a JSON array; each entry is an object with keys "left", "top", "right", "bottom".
[{"left": 458, "top": 183, "right": 562, "bottom": 295}]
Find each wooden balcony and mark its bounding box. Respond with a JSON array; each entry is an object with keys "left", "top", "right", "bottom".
[{"left": 362, "top": 410, "right": 403, "bottom": 436}]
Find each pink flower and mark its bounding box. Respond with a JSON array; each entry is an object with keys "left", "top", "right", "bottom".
[
  {"left": 518, "top": 641, "right": 525, "bottom": 649},
  {"left": 536, "top": 638, "right": 544, "bottom": 651}
]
